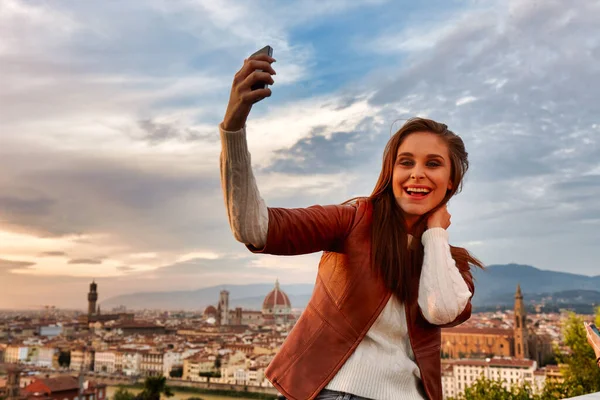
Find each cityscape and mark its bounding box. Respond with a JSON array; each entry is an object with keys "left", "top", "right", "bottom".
[{"left": 0, "top": 279, "right": 597, "bottom": 399}]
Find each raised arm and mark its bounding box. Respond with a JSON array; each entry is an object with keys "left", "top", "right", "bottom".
[
  {"left": 219, "top": 52, "right": 357, "bottom": 255},
  {"left": 219, "top": 52, "right": 277, "bottom": 249},
  {"left": 220, "top": 124, "right": 268, "bottom": 248}
]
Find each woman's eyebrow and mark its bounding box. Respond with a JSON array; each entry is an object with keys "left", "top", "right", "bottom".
[{"left": 397, "top": 152, "right": 445, "bottom": 159}]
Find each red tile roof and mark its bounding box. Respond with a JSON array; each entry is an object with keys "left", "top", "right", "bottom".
[{"left": 442, "top": 327, "right": 514, "bottom": 336}]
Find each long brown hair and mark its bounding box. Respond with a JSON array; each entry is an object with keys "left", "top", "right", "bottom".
[{"left": 369, "top": 117, "right": 484, "bottom": 304}]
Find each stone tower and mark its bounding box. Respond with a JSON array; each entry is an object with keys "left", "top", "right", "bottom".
[
  {"left": 514, "top": 284, "right": 529, "bottom": 359},
  {"left": 88, "top": 280, "right": 98, "bottom": 316},
  {"left": 217, "top": 289, "right": 230, "bottom": 326}
]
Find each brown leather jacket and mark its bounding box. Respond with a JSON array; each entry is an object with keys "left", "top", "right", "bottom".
[{"left": 249, "top": 198, "right": 474, "bottom": 400}]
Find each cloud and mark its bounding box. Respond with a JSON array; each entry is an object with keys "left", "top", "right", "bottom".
[
  {"left": 263, "top": 116, "right": 381, "bottom": 175},
  {"left": 136, "top": 119, "right": 216, "bottom": 145},
  {"left": 1, "top": 0, "right": 599, "bottom": 309},
  {"left": 0, "top": 258, "right": 35, "bottom": 270},
  {"left": 68, "top": 258, "right": 103, "bottom": 265},
  {"left": 39, "top": 251, "right": 68, "bottom": 257}
]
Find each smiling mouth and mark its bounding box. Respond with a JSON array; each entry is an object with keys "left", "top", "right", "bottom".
[{"left": 404, "top": 187, "right": 432, "bottom": 199}]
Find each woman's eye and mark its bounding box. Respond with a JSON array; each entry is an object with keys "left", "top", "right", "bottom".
[
  {"left": 427, "top": 161, "right": 441, "bottom": 167},
  {"left": 398, "top": 159, "right": 413, "bottom": 166}
]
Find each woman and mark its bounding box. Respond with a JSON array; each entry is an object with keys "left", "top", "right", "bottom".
[{"left": 219, "top": 53, "right": 483, "bottom": 400}]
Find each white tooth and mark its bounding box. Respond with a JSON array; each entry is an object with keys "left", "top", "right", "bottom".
[{"left": 407, "top": 188, "right": 431, "bottom": 193}]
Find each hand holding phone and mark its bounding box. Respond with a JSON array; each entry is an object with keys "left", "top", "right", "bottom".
[
  {"left": 222, "top": 45, "right": 276, "bottom": 132},
  {"left": 250, "top": 45, "right": 274, "bottom": 91}
]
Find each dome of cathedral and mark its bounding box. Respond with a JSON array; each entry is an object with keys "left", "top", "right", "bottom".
[
  {"left": 262, "top": 279, "right": 291, "bottom": 310},
  {"left": 204, "top": 305, "right": 217, "bottom": 316}
]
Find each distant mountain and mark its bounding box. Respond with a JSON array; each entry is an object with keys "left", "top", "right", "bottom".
[
  {"left": 102, "top": 264, "right": 600, "bottom": 312},
  {"left": 101, "top": 283, "right": 314, "bottom": 311},
  {"left": 470, "top": 263, "right": 600, "bottom": 307}
]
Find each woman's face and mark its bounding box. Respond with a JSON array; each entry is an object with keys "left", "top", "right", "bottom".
[{"left": 392, "top": 131, "right": 453, "bottom": 225}]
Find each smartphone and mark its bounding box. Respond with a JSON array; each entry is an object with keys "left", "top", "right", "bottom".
[
  {"left": 591, "top": 323, "right": 600, "bottom": 337},
  {"left": 250, "top": 45, "right": 274, "bottom": 91}
]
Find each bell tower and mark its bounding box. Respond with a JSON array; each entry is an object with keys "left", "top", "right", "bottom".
[
  {"left": 217, "top": 289, "right": 229, "bottom": 326},
  {"left": 88, "top": 280, "right": 98, "bottom": 316},
  {"left": 514, "top": 284, "right": 529, "bottom": 359}
]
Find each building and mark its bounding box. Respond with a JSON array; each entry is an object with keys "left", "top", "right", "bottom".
[
  {"left": 112, "top": 322, "right": 170, "bottom": 336},
  {"left": 262, "top": 280, "right": 294, "bottom": 326},
  {"left": 70, "top": 349, "right": 93, "bottom": 372},
  {"left": 79, "top": 281, "right": 134, "bottom": 325},
  {"left": 4, "top": 345, "right": 29, "bottom": 364},
  {"left": 217, "top": 290, "right": 230, "bottom": 326},
  {"left": 22, "top": 376, "right": 106, "bottom": 400},
  {"left": 23, "top": 376, "right": 79, "bottom": 400},
  {"left": 205, "top": 280, "right": 295, "bottom": 327},
  {"left": 203, "top": 306, "right": 217, "bottom": 320},
  {"left": 88, "top": 281, "right": 98, "bottom": 317},
  {"left": 441, "top": 285, "right": 554, "bottom": 365},
  {"left": 182, "top": 353, "right": 215, "bottom": 382},
  {"left": 140, "top": 351, "right": 164, "bottom": 377},
  {"left": 94, "top": 351, "right": 116, "bottom": 374},
  {"left": 441, "top": 358, "right": 537, "bottom": 398},
  {"left": 120, "top": 351, "right": 142, "bottom": 377}
]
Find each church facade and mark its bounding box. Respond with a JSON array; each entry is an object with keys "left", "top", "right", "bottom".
[
  {"left": 204, "top": 280, "right": 295, "bottom": 327},
  {"left": 441, "top": 285, "right": 554, "bottom": 365}
]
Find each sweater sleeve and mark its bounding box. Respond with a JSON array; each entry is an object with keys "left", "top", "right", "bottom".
[
  {"left": 219, "top": 124, "right": 268, "bottom": 248},
  {"left": 418, "top": 228, "right": 473, "bottom": 325}
]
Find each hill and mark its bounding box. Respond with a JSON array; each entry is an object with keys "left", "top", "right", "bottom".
[{"left": 102, "top": 264, "right": 600, "bottom": 312}]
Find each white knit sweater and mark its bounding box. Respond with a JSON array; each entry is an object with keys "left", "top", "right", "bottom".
[{"left": 219, "top": 125, "right": 472, "bottom": 400}]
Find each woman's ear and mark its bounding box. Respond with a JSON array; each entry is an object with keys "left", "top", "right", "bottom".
[{"left": 447, "top": 180, "right": 453, "bottom": 190}]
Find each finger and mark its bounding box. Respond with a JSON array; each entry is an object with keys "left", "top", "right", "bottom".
[
  {"left": 241, "top": 88, "right": 272, "bottom": 104},
  {"left": 247, "top": 53, "right": 276, "bottom": 63},
  {"left": 240, "top": 71, "right": 275, "bottom": 91},
  {"left": 244, "top": 59, "right": 276, "bottom": 75},
  {"left": 233, "top": 61, "right": 276, "bottom": 87}
]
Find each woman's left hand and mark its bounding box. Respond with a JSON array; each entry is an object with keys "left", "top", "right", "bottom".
[{"left": 428, "top": 204, "right": 451, "bottom": 230}]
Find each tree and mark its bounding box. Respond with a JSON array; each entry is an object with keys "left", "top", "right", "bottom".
[
  {"left": 113, "top": 387, "right": 135, "bottom": 400},
  {"left": 448, "top": 377, "right": 537, "bottom": 400},
  {"left": 137, "top": 376, "right": 174, "bottom": 400},
  {"left": 550, "top": 312, "right": 600, "bottom": 398},
  {"left": 58, "top": 351, "right": 71, "bottom": 368},
  {"left": 450, "top": 309, "right": 600, "bottom": 400},
  {"left": 199, "top": 371, "right": 221, "bottom": 384},
  {"left": 169, "top": 367, "right": 183, "bottom": 378}
]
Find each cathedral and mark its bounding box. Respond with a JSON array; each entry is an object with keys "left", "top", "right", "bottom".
[
  {"left": 204, "top": 280, "right": 295, "bottom": 327},
  {"left": 441, "top": 285, "right": 554, "bottom": 365}
]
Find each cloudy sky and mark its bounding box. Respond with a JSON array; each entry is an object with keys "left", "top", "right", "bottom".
[{"left": 1, "top": 0, "right": 599, "bottom": 310}]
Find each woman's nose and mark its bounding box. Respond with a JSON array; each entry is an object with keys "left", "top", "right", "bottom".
[{"left": 410, "top": 166, "right": 425, "bottom": 180}]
